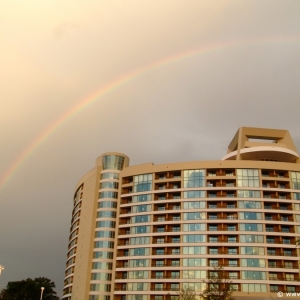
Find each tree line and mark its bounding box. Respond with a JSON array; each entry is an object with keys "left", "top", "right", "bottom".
[{"left": 0, "top": 277, "right": 59, "bottom": 300}]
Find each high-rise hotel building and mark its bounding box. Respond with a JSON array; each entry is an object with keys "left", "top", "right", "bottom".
[{"left": 63, "top": 127, "right": 300, "bottom": 300}]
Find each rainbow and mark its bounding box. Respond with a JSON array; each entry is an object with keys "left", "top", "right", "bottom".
[{"left": 0, "top": 36, "right": 299, "bottom": 189}]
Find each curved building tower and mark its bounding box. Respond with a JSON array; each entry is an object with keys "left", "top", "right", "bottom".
[
  {"left": 63, "top": 127, "right": 300, "bottom": 300},
  {"left": 63, "top": 153, "right": 129, "bottom": 300}
]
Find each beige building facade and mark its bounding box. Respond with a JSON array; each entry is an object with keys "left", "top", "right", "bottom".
[{"left": 62, "top": 127, "right": 300, "bottom": 300}]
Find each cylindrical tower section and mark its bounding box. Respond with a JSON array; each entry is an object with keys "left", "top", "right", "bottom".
[
  {"left": 90, "top": 153, "right": 129, "bottom": 300},
  {"left": 62, "top": 152, "right": 129, "bottom": 300}
]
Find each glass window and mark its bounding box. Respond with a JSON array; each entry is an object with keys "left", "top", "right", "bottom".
[
  {"left": 294, "top": 193, "right": 300, "bottom": 200},
  {"left": 183, "top": 246, "right": 206, "bottom": 255},
  {"left": 291, "top": 172, "right": 300, "bottom": 190},
  {"left": 156, "top": 260, "right": 164, "bottom": 266},
  {"left": 127, "top": 283, "right": 148, "bottom": 291},
  {"left": 130, "top": 236, "right": 150, "bottom": 245},
  {"left": 98, "top": 201, "right": 117, "bottom": 209},
  {"left": 99, "top": 181, "right": 118, "bottom": 189},
  {"left": 229, "top": 272, "right": 238, "bottom": 279},
  {"left": 183, "top": 191, "right": 206, "bottom": 199},
  {"left": 129, "top": 259, "right": 149, "bottom": 268},
  {"left": 228, "top": 236, "right": 236, "bottom": 242},
  {"left": 131, "top": 226, "right": 150, "bottom": 234},
  {"left": 237, "top": 190, "right": 261, "bottom": 198},
  {"left": 92, "top": 262, "right": 112, "bottom": 270},
  {"left": 128, "top": 271, "right": 148, "bottom": 279},
  {"left": 172, "top": 237, "right": 180, "bottom": 243},
  {"left": 287, "top": 286, "right": 296, "bottom": 293},
  {"left": 209, "top": 237, "right": 218, "bottom": 243},
  {"left": 96, "top": 221, "right": 115, "bottom": 228},
  {"left": 242, "top": 271, "right": 266, "bottom": 280},
  {"left": 183, "top": 282, "right": 205, "bottom": 292},
  {"left": 210, "top": 260, "right": 218, "bottom": 267},
  {"left": 183, "top": 170, "right": 205, "bottom": 188},
  {"left": 240, "top": 224, "right": 263, "bottom": 231},
  {"left": 157, "top": 227, "right": 165, "bottom": 232},
  {"left": 99, "top": 191, "right": 118, "bottom": 199},
  {"left": 228, "top": 260, "right": 237, "bottom": 267},
  {"left": 102, "top": 155, "right": 125, "bottom": 170},
  {"left": 183, "top": 235, "right": 206, "bottom": 243},
  {"left": 241, "top": 246, "right": 264, "bottom": 255},
  {"left": 127, "top": 296, "right": 147, "bottom": 300},
  {"left": 183, "top": 224, "right": 206, "bottom": 231},
  {"left": 238, "top": 200, "right": 261, "bottom": 208},
  {"left": 183, "top": 201, "right": 205, "bottom": 209},
  {"left": 133, "top": 174, "right": 153, "bottom": 192},
  {"left": 242, "top": 284, "right": 267, "bottom": 293},
  {"left": 239, "top": 212, "right": 262, "bottom": 220},
  {"left": 132, "top": 205, "right": 151, "bottom": 213},
  {"left": 90, "top": 284, "right": 111, "bottom": 292},
  {"left": 270, "top": 285, "right": 279, "bottom": 292},
  {"left": 241, "top": 259, "right": 265, "bottom": 268},
  {"left": 183, "top": 258, "right": 206, "bottom": 267},
  {"left": 286, "top": 274, "right": 294, "bottom": 281},
  {"left": 209, "top": 248, "right": 218, "bottom": 254},
  {"left": 97, "top": 211, "right": 116, "bottom": 218},
  {"left": 285, "top": 262, "right": 293, "bottom": 268},
  {"left": 129, "top": 248, "right": 150, "bottom": 256},
  {"left": 101, "top": 172, "right": 119, "bottom": 180},
  {"left": 131, "top": 215, "right": 150, "bottom": 223},
  {"left": 183, "top": 212, "right": 206, "bottom": 220},
  {"left": 228, "top": 226, "right": 236, "bottom": 232},
  {"left": 94, "top": 241, "right": 114, "bottom": 249},
  {"left": 182, "top": 270, "right": 206, "bottom": 279},
  {"left": 93, "top": 251, "right": 113, "bottom": 259},
  {"left": 94, "top": 230, "right": 114, "bottom": 239},
  {"left": 91, "top": 272, "right": 112, "bottom": 281},
  {"left": 228, "top": 248, "right": 237, "bottom": 254},
  {"left": 237, "top": 169, "right": 259, "bottom": 187},
  {"left": 156, "top": 248, "right": 164, "bottom": 255},
  {"left": 132, "top": 194, "right": 152, "bottom": 203},
  {"left": 171, "top": 260, "right": 180, "bottom": 266},
  {"left": 240, "top": 235, "right": 264, "bottom": 243}
]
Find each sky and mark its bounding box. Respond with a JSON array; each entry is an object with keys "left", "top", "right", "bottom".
[{"left": 1, "top": 0, "right": 300, "bottom": 296}]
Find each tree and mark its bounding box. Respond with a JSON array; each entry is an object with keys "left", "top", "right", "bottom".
[
  {"left": 0, "top": 277, "right": 59, "bottom": 300},
  {"left": 201, "top": 266, "right": 235, "bottom": 300},
  {"left": 178, "top": 285, "right": 199, "bottom": 300}
]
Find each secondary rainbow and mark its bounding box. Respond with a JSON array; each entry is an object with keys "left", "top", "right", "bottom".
[{"left": 0, "top": 36, "right": 299, "bottom": 189}]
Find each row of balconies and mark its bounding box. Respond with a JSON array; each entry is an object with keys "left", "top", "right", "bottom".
[
  {"left": 117, "top": 244, "right": 297, "bottom": 257},
  {"left": 121, "top": 169, "right": 290, "bottom": 186},
  {"left": 113, "top": 286, "right": 300, "bottom": 300},
  {"left": 155, "top": 182, "right": 181, "bottom": 190},
  {"left": 115, "top": 270, "right": 299, "bottom": 281},
  {"left": 262, "top": 180, "right": 290, "bottom": 189},
  {"left": 262, "top": 170, "right": 289, "bottom": 178},
  {"left": 121, "top": 195, "right": 182, "bottom": 204},
  {"left": 119, "top": 226, "right": 294, "bottom": 237},
  {"left": 121, "top": 190, "right": 293, "bottom": 200},
  {"left": 116, "top": 253, "right": 298, "bottom": 269},
  {"left": 118, "top": 223, "right": 296, "bottom": 236},
  {"left": 120, "top": 202, "right": 293, "bottom": 212},
  {"left": 122, "top": 172, "right": 181, "bottom": 185},
  {"left": 119, "top": 213, "right": 296, "bottom": 225}
]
